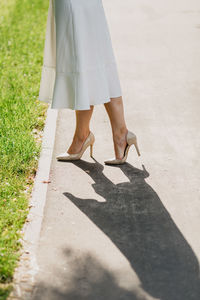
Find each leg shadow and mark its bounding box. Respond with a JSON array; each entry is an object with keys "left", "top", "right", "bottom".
[{"left": 62, "top": 159, "right": 200, "bottom": 300}]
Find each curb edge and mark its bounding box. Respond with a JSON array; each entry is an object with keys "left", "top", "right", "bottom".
[{"left": 8, "top": 107, "right": 58, "bottom": 299}]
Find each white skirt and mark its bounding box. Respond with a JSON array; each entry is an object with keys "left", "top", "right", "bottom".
[{"left": 38, "top": 0, "right": 122, "bottom": 110}]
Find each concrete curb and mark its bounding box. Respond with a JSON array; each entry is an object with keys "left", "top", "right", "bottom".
[{"left": 8, "top": 107, "right": 58, "bottom": 299}]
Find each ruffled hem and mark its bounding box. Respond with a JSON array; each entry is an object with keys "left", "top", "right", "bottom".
[
  {"left": 50, "top": 62, "right": 122, "bottom": 110},
  {"left": 38, "top": 65, "right": 56, "bottom": 103}
]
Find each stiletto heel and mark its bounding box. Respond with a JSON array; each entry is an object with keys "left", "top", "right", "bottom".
[
  {"left": 56, "top": 131, "right": 95, "bottom": 161},
  {"left": 104, "top": 130, "right": 141, "bottom": 165},
  {"left": 133, "top": 137, "right": 141, "bottom": 157},
  {"left": 90, "top": 143, "right": 94, "bottom": 157}
]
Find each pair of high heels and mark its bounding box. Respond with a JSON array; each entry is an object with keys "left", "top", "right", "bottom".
[{"left": 56, "top": 130, "right": 141, "bottom": 164}]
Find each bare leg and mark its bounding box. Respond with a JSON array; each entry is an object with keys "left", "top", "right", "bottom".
[
  {"left": 67, "top": 105, "right": 94, "bottom": 154},
  {"left": 104, "top": 96, "right": 128, "bottom": 159}
]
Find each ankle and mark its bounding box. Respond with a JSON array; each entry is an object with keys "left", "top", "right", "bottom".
[
  {"left": 113, "top": 127, "right": 128, "bottom": 141},
  {"left": 74, "top": 130, "right": 90, "bottom": 141}
]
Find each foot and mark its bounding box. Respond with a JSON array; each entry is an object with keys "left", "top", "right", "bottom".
[
  {"left": 67, "top": 131, "right": 90, "bottom": 154},
  {"left": 113, "top": 128, "right": 128, "bottom": 160}
]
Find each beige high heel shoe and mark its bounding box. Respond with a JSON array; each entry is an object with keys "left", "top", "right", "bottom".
[
  {"left": 104, "top": 130, "right": 141, "bottom": 165},
  {"left": 56, "top": 131, "right": 95, "bottom": 161}
]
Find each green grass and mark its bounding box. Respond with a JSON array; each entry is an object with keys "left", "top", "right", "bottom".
[{"left": 0, "top": 0, "right": 49, "bottom": 297}]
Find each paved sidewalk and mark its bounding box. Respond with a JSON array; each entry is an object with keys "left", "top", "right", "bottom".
[{"left": 32, "top": 0, "right": 200, "bottom": 299}]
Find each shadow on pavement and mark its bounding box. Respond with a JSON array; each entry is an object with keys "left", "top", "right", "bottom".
[
  {"left": 33, "top": 159, "right": 200, "bottom": 300},
  {"left": 64, "top": 159, "right": 200, "bottom": 300}
]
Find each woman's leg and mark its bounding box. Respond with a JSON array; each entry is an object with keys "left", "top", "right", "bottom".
[
  {"left": 104, "top": 96, "right": 128, "bottom": 159},
  {"left": 67, "top": 105, "right": 94, "bottom": 154}
]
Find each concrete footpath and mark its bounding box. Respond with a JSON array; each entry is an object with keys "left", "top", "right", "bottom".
[{"left": 32, "top": 0, "right": 200, "bottom": 299}]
